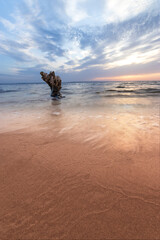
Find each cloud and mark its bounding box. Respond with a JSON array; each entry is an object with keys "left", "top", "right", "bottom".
[
  {"left": 104, "top": 0, "right": 155, "bottom": 23},
  {"left": 64, "top": 0, "right": 88, "bottom": 23},
  {"left": 0, "top": 0, "right": 160, "bottom": 82}
]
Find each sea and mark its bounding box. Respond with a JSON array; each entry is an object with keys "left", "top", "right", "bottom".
[{"left": 0, "top": 81, "right": 159, "bottom": 147}]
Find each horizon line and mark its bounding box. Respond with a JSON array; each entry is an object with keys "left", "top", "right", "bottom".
[{"left": 0, "top": 80, "right": 160, "bottom": 85}]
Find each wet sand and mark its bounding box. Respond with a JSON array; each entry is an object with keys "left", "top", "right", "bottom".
[{"left": 0, "top": 123, "right": 160, "bottom": 239}]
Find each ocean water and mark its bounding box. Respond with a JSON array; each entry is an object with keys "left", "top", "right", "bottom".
[
  {"left": 0, "top": 81, "right": 160, "bottom": 109},
  {"left": 0, "top": 81, "right": 159, "bottom": 149}
]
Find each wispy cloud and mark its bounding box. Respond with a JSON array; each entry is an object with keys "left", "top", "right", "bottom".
[
  {"left": 0, "top": 0, "right": 159, "bottom": 82},
  {"left": 104, "top": 0, "right": 156, "bottom": 23}
]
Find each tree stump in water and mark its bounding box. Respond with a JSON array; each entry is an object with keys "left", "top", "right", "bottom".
[{"left": 40, "top": 71, "right": 62, "bottom": 98}]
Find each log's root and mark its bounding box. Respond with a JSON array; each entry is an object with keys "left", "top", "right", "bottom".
[{"left": 40, "top": 71, "right": 62, "bottom": 97}]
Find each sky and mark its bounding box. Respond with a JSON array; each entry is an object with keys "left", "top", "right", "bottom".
[{"left": 0, "top": 0, "right": 160, "bottom": 83}]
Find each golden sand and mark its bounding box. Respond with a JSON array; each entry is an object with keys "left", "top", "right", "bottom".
[{"left": 0, "top": 116, "right": 159, "bottom": 239}]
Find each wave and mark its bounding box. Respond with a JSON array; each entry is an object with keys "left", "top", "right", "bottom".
[
  {"left": 141, "top": 88, "right": 160, "bottom": 93},
  {"left": 109, "top": 90, "right": 134, "bottom": 93},
  {"left": 95, "top": 88, "right": 160, "bottom": 95},
  {"left": 103, "top": 93, "right": 160, "bottom": 98},
  {"left": 0, "top": 89, "right": 19, "bottom": 94},
  {"left": 116, "top": 85, "right": 125, "bottom": 88}
]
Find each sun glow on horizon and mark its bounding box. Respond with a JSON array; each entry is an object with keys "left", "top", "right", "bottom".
[{"left": 93, "top": 73, "right": 160, "bottom": 81}]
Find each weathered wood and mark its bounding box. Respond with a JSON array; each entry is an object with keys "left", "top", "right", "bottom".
[{"left": 40, "top": 71, "right": 62, "bottom": 98}]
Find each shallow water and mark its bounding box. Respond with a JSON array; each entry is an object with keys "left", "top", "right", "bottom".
[{"left": 0, "top": 81, "right": 159, "bottom": 150}]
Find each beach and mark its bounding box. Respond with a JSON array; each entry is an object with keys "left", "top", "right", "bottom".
[{"left": 0, "top": 81, "right": 160, "bottom": 239}]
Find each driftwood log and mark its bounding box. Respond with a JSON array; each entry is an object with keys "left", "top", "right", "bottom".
[{"left": 40, "top": 71, "right": 62, "bottom": 98}]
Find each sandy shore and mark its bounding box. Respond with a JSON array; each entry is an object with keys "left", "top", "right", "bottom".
[{"left": 0, "top": 127, "right": 160, "bottom": 239}]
